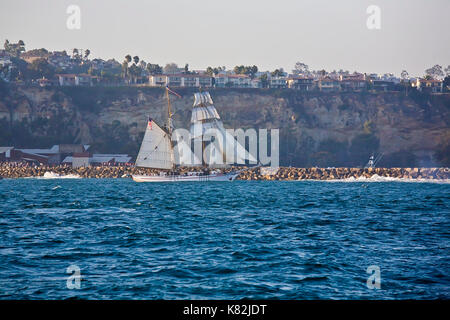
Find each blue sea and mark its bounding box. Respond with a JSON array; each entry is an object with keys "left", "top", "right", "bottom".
[{"left": 0, "top": 179, "right": 449, "bottom": 299}]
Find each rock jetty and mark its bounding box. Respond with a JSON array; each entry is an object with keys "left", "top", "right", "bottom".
[
  {"left": 0, "top": 163, "right": 448, "bottom": 181},
  {"left": 236, "top": 167, "right": 449, "bottom": 181}
]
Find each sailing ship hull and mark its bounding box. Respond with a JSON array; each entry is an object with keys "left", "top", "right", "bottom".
[{"left": 132, "top": 172, "right": 239, "bottom": 182}]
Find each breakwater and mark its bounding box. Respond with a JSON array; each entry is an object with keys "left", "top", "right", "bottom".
[{"left": 0, "top": 164, "right": 448, "bottom": 180}]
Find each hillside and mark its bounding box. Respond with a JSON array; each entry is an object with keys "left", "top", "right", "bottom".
[{"left": 0, "top": 82, "right": 449, "bottom": 167}]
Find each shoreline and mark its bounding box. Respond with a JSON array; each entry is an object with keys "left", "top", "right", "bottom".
[{"left": 0, "top": 165, "right": 448, "bottom": 181}]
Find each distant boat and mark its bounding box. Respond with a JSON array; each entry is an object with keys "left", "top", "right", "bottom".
[
  {"left": 132, "top": 88, "right": 257, "bottom": 182},
  {"left": 364, "top": 153, "right": 383, "bottom": 168}
]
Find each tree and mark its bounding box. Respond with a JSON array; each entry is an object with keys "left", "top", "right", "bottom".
[
  {"left": 147, "top": 63, "right": 162, "bottom": 75},
  {"left": 400, "top": 70, "right": 410, "bottom": 96},
  {"left": 129, "top": 64, "right": 140, "bottom": 83},
  {"left": 425, "top": 64, "right": 444, "bottom": 80},
  {"left": 122, "top": 55, "right": 132, "bottom": 81},
  {"left": 233, "top": 65, "right": 258, "bottom": 78},
  {"left": 139, "top": 60, "right": 147, "bottom": 70},
  {"left": 293, "top": 62, "right": 309, "bottom": 75},
  {"left": 27, "top": 58, "right": 55, "bottom": 79},
  {"left": 444, "top": 65, "right": 450, "bottom": 77},
  {"left": 363, "top": 120, "right": 374, "bottom": 134},
  {"left": 443, "top": 75, "right": 450, "bottom": 92},
  {"left": 206, "top": 66, "right": 223, "bottom": 76},
  {"left": 4, "top": 39, "right": 26, "bottom": 57},
  {"left": 133, "top": 56, "right": 139, "bottom": 65},
  {"left": 206, "top": 66, "right": 214, "bottom": 76},
  {"left": 163, "top": 63, "right": 179, "bottom": 74},
  {"left": 259, "top": 73, "right": 269, "bottom": 88},
  {"left": 400, "top": 70, "right": 409, "bottom": 80},
  {"left": 250, "top": 65, "right": 258, "bottom": 78},
  {"left": 184, "top": 63, "right": 189, "bottom": 74},
  {"left": 84, "top": 49, "right": 90, "bottom": 60},
  {"left": 271, "top": 69, "right": 284, "bottom": 77}
]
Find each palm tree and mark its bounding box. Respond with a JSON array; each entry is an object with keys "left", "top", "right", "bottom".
[{"left": 123, "top": 55, "right": 132, "bottom": 83}]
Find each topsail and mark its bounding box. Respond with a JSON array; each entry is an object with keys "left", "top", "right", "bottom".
[{"left": 189, "top": 91, "right": 256, "bottom": 166}]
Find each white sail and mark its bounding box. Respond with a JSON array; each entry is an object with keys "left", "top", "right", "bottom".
[
  {"left": 135, "top": 120, "right": 174, "bottom": 169},
  {"left": 188, "top": 91, "right": 257, "bottom": 166},
  {"left": 191, "top": 106, "right": 220, "bottom": 123},
  {"left": 193, "top": 92, "right": 214, "bottom": 106},
  {"left": 214, "top": 125, "right": 257, "bottom": 164},
  {"left": 190, "top": 121, "right": 218, "bottom": 139},
  {"left": 174, "top": 139, "right": 202, "bottom": 166}
]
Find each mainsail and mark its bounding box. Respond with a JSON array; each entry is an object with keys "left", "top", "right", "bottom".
[{"left": 135, "top": 119, "right": 174, "bottom": 169}]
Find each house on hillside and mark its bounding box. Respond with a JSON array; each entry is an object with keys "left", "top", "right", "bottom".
[
  {"left": 316, "top": 77, "right": 341, "bottom": 92},
  {"left": 287, "top": 76, "right": 314, "bottom": 91},
  {"left": 57, "top": 74, "right": 96, "bottom": 86},
  {"left": 415, "top": 78, "right": 443, "bottom": 93},
  {"left": 339, "top": 73, "right": 367, "bottom": 91},
  {"left": 214, "top": 74, "right": 252, "bottom": 88},
  {"left": 269, "top": 76, "right": 287, "bottom": 89}
]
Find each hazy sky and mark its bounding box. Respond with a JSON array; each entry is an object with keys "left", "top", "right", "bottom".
[{"left": 1, "top": 0, "right": 449, "bottom": 76}]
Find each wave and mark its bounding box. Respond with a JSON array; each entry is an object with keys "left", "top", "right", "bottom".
[
  {"left": 323, "top": 174, "right": 450, "bottom": 184},
  {"left": 39, "top": 171, "right": 81, "bottom": 179}
]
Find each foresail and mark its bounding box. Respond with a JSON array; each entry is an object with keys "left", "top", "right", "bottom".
[{"left": 135, "top": 120, "right": 174, "bottom": 169}]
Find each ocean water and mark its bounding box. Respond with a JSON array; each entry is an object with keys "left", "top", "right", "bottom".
[{"left": 0, "top": 178, "right": 449, "bottom": 299}]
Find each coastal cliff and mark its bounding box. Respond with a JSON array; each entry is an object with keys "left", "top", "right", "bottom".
[{"left": 0, "top": 83, "right": 449, "bottom": 167}]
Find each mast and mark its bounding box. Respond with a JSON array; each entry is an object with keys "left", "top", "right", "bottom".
[
  {"left": 165, "top": 87, "right": 175, "bottom": 170},
  {"left": 166, "top": 87, "right": 173, "bottom": 135},
  {"left": 199, "top": 87, "right": 206, "bottom": 167}
]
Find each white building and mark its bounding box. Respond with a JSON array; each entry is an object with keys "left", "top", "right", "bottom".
[
  {"left": 214, "top": 74, "right": 253, "bottom": 88},
  {"left": 148, "top": 74, "right": 213, "bottom": 87}
]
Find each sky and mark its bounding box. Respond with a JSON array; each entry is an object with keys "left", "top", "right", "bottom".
[{"left": 0, "top": 0, "right": 449, "bottom": 76}]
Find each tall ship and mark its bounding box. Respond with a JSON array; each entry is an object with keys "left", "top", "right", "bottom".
[{"left": 132, "top": 87, "right": 256, "bottom": 182}]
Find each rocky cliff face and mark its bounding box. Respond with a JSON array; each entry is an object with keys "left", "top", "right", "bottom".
[{"left": 0, "top": 83, "right": 449, "bottom": 167}]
